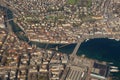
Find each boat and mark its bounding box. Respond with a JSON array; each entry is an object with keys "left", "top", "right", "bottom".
[
  {"left": 85, "top": 39, "right": 89, "bottom": 42},
  {"left": 108, "top": 62, "right": 113, "bottom": 65},
  {"left": 110, "top": 66, "right": 118, "bottom": 69},
  {"left": 109, "top": 38, "right": 114, "bottom": 40},
  {"left": 115, "top": 39, "right": 120, "bottom": 41},
  {"left": 110, "top": 69, "right": 119, "bottom": 72}
]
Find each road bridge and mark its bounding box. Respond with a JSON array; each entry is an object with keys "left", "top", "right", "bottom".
[
  {"left": 0, "top": 0, "right": 21, "bottom": 16},
  {"left": 71, "top": 42, "right": 81, "bottom": 56},
  {"left": 71, "top": 33, "right": 120, "bottom": 56},
  {"left": 4, "top": 19, "right": 14, "bottom": 22},
  {"left": 0, "top": 2, "right": 26, "bottom": 34}
]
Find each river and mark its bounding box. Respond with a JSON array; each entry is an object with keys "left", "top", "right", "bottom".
[{"left": 0, "top": 5, "right": 120, "bottom": 79}]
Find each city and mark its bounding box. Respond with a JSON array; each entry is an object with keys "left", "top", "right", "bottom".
[
  {"left": 0, "top": 0, "right": 120, "bottom": 80},
  {"left": 1, "top": 0, "right": 120, "bottom": 43}
]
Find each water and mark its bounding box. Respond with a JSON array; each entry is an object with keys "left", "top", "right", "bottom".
[{"left": 1, "top": 5, "right": 120, "bottom": 79}]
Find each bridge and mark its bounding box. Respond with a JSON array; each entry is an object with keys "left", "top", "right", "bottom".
[
  {"left": 4, "top": 19, "right": 14, "bottom": 22},
  {"left": 0, "top": 1, "right": 27, "bottom": 34},
  {"left": 71, "top": 33, "right": 120, "bottom": 57},
  {"left": 71, "top": 42, "right": 81, "bottom": 56},
  {"left": 0, "top": 0, "right": 21, "bottom": 16}
]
